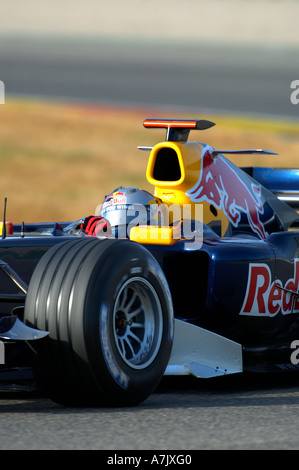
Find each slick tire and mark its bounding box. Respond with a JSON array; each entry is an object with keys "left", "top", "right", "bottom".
[{"left": 24, "top": 238, "right": 174, "bottom": 407}]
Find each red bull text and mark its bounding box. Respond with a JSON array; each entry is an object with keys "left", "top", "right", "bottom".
[{"left": 240, "top": 260, "right": 299, "bottom": 316}]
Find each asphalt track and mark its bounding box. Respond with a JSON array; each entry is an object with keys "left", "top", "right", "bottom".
[
  {"left": 1, "top": 36, "right": 299, "bottom": 451},
  {"left": 2, "top": 372, "right": 299, "bottom": 450},
  {"left": 0, "top": 36, "right": 298, "bottom": 119}
]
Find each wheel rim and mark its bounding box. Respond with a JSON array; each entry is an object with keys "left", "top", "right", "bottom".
[{"left": 113, "top": 277, "right": 163, "bottom": 369}]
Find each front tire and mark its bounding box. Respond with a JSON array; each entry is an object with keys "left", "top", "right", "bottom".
[{"left": 24, "top": 238, "right": 174, "bottom": 406}]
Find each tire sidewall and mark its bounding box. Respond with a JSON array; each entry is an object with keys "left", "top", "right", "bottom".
[{"left": 82, "top": 242, "right": 174, "bottom": 400}]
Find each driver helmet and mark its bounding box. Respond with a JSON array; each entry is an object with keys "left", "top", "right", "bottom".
[{"left": 97, "top": 187, "right": 166, "bottom": 238}]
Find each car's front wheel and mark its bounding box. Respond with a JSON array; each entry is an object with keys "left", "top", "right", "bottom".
[{"left": 24, "top": 238, "right": 174, "bottom": 406}]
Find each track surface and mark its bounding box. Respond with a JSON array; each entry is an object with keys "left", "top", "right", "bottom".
[
  {"left": 0, "top": 36, "right": 298, "bottom": 119},
  {"left": 1, "top": 373, "right": 299, "bottom": 450}
]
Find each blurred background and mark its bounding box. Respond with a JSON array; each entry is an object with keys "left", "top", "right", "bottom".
[{"left": 0, "top": 0, "right": 298, "bottom": 222}]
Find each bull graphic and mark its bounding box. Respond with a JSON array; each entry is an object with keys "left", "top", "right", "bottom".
[{"left": 186, "top": 145, "right": 268, "bottom": 239}]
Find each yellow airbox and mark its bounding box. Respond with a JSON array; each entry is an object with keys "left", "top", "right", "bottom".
[{"left": 145, "top": 141, "right": 230, "bottom": 236}]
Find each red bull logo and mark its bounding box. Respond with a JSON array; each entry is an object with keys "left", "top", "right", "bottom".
[
  {"left": 186, "top": 145, "right": 268, "bottom": 239},
  {"left": 103, "top": 191, "right": 127, "bottom": 209}
]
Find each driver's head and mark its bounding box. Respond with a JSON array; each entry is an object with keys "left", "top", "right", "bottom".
[{"left": 97, "top": 187, "right": 166, "bottom": 238}]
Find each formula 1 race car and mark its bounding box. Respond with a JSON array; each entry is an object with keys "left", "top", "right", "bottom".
[{"left": 1, "top": 118, "right": 299, "bottom": 407}]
